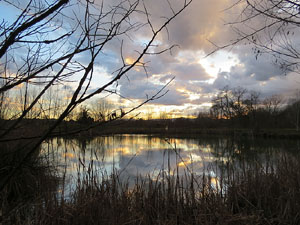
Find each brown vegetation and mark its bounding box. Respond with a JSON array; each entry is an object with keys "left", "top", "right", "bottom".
[{"left": 2, "top": 150, "right": 300, "bottom": 225}]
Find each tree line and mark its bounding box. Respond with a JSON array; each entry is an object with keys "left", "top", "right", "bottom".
[
  {"left": 202, "top": 86, "right": 300, "bottom": 130},
  {"left": 0, "top": 0, "right": 192, "bottom": 193}
]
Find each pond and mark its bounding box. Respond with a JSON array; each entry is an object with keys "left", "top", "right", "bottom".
[{"left": 41, "top": 134, "right": 300, "bottom": 196}]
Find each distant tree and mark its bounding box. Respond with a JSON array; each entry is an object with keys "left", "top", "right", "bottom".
[
  {"left": 0, "top": 0, "right": 192, "bottom": 192},
  {"left": 159, "top": 111, "right": 168, "bottom": 120},
  {"left": 262, "top": 94, "right": 282, "bottom": 116},
  {"left": 197, "top": 111, "right": 210, "bottom": 119},
  {"left": 90, "top": 99, "right": 113, "bottom": 122},
  {"left": 231, "top": 87, "right": 248, "bottom": 118},
  {"left": 210, "top": 86, "right": 232, "bottom": 119},
  {"left": 145, "top": 108, "right": 153, "bottom": 120},
  {"left": 0, "top": 88, "right": 9, "bottom": 120},
  {"left": 210, "top": 86, "right": 263, "bottom": 127},
  {"left": 77, "top": 107, "right": 94, "bottom": 124},
  {"left": 244, "top": 91, "right": 260, "bottom": 114},
  {"left": 244, "top": 91, "right": 260, "bottom": 128},
  {"left": 210, "top": 86, "right": 249, "bottom": 120},
  {"left": 286, "top": 90, "right": 300, "bottom": 131}
]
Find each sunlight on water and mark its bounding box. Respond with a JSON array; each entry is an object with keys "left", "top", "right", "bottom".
[
  {"left": 40, "top": 134, "right": 299, "bottom": 196},
  {"left": 41, "top": 135, "right": 224, "bottom": 193}
]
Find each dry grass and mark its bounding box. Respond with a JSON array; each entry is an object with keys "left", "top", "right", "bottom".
[{"left": 1, "top": 149, "right": 300, "bottom": 225}]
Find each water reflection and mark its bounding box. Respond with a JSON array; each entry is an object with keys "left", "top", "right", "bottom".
[{"left": 41, "top": 135, "right": 300, "bottom": 195}]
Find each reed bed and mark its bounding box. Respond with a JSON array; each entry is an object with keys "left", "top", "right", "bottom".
[{"left": 2, "top": 152, "right": 300, "bottom": 224}]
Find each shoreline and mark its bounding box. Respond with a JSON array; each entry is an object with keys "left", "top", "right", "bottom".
[
  {"left": 2, "top": 118, "right": 300, "bottom": 141},
  {"left": 70, "top": 126, "right": 300, "bottom": 140}
]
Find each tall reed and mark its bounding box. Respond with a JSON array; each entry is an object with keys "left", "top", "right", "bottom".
[{"left": 2, "top": 149, "right": 300, "bottom": 224}]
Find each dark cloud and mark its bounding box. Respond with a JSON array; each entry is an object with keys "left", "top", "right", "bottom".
[
  {"left": 212, "top": 56, "right": 300, "bottom": 98},
  {"left": 119, "top": 77, "right": 164, "bottom": 99},
  {"left": 152, "top": 89, "right": 189, "bottom": 106},
  {"left": 19, "top": 0, "right": 300, "bottom": 112},
  {"left": 118, "top": 75, "right": 189, "bottom": 106},
  {"left": 139, "top": 0, "right": 236, "bottom": 52},
  {"left": 172, "top": 63, "right": 212, "bottom": 81},
  {"left": 159, "top": 74, "right": 174, "bottom": 83},
  {"left": 72, "top": 0, "right": 300, "bottom": 112},
  {"left": 237, "top": 50, "right": 284, "bottom": 81}
]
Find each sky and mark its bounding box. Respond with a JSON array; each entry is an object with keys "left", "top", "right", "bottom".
[
  {"left": 2, "top": 0, "right": 300, "bottom": 118},
  {"left": 102, "top": 0, "right": 300, "bottom": 118}
]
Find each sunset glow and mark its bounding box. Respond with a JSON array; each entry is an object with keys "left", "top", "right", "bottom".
[{"left": 1, "top": 0, "right": 300, "bottom": 119}]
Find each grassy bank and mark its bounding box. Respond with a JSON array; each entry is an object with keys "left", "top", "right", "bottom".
[{"left": 2, "top": 152, "right": 300, "bottom": 225}]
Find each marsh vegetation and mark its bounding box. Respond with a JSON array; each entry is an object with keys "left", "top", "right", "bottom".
[
  {"left": 2, "top": 0, "right": 300, "bottom": 224},
  {"left": 2, "top": 135, "right": 300, "bottom": 225}
]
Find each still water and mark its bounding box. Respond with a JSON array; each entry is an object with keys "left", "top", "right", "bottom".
[{"left": 41, "top": 134, "right": 300, "bottom": 194}]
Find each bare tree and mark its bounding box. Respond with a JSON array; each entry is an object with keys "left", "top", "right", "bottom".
[
  {"left": 90, "top": 98, "right": 113, "bottom": 121},
  {"left": 159, "top": 110, "right": 168, "bottom": 120},
  {"left": 286, "top": 90, "right": 300, "bottom": 130},
  {"left": 231, "top": 87, "right": 247, "bottom": 117},
  {"left": 145, "top": 107, "right": 153, "bottom": 120},
  {"left": 262, "top": 94, "right": 282, "bottom": 115},
  {"left": 244, "top": 91, "right": 260, "bottom": 113},
  {"left": 210, "top": 86, "right": 234, "bottom": 119},
  {"left": 0, "top": 0, "right": 192, "bottom": 191},
  {"left": 210, "top": 86, "right": 261, "bottom": 122},
  {"left": 0, "top": 85, "right": 9, "bottom": 120},
  {"left": 214, "top": 0, "right": 300, "bottom": 73}
]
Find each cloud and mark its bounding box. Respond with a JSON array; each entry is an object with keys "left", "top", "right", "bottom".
[
  {"left": 119, "top": 80, "right": 163, "bottom": 99},
  {"left": 9, "top": 0, "right": 300, "bottom": 115},
  {"left": 69, "top": 0, "right": 232, "bottom": 110},
  {"left": 152, "top": 89, "right": 189, "bottom": 106},
  {"left": 117, "top": 146, "right": 218, "bottom": 179},
  {"left": 171, "top": 61, "right": 212, "bottom": 81},
  {"left": 118, "top": 73, "right": 188, "bottom": 106},
  {"left": 139, "top": 0, "right": 235, "bottom": 52},
  {"left": 66, "top": 0, "right": 300, "bottom": 113},
  {"left": 212, "top": 53, "right": 300, "bottom": 98},
  {"left": 236, "top": 48, "right": 285, "bottom": 81}
]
